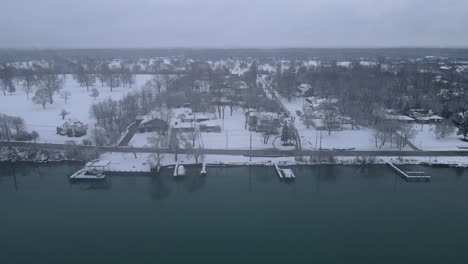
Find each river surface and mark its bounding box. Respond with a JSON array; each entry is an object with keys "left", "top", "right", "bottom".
[{"left": 1, "top": 163, "right": 468, "bottom": 264}]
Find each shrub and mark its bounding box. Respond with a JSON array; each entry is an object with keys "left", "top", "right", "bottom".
[
  {"left": 13, "top": 131, "right": 39, "bottom": 141},
  {"left": 82, "top": 139, "right": 93, "bottom": 146}
]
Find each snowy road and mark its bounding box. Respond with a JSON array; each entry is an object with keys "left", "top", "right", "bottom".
[{"left": 2, "top": 140, "right": 468, "bottom": 157}]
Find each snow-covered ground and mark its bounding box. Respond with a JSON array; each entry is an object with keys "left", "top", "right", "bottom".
[
  {"left": 279, "top": 97, "right": 409, "bottom": 151},
  {"left": 0, "top": 74, "right": 152, "bottom": 144},
  {"left": 99, "top": 151, "right": 468, "bottom": 173},
  {"left": 200, "top": 109, "right": 274, "bottom": 150},
  {"left": 129, "top": 132, "right": 155, "bottom": 147},
  {"left": 411, "top": 124, "right": 468, "bottom": 151},
  {"left": 128, "top": 109, "right": 278, "bottom": 150}
]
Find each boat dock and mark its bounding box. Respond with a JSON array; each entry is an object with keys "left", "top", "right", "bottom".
[
  {"left": 274, "top": 162, "right": 295, "bottom": 180},
  {"left": 70, "top": 160, "right": 110, "bottom": 181},
  {"left": 200, "top": 162, "right": 207, "bottom": 175},
  {"left": 386, "top": 162, "right": 431, "bottom": 182},
  {"left": 173, "top": 163, "right": 186, "bottom": 177}
]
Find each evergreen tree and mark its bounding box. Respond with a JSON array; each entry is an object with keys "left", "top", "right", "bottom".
[
  {"left": 281, "top": 123, "right": 290, "bottom": 144},
  {"left": 454, "top": 112, "right": 468, "bottom": 140}
]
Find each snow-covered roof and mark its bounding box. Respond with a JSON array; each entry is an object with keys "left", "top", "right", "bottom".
[
  {"left": 85, "top": 160, "right": 111, "bottom": 168},
  {"left": 385, "top": 114, "right": 415, "bottom": 121},
  {"left": 199, "top": 120, "right": 220, "bottom": 127},
  {"left": 173, "top": 122, "right": 195, "bottom": 129},
  {"left": 416, "top": 115, "right": 444, "bottom": 121},
  {"left": 62, "top": 119, "right": 87, "bottom": 127}
]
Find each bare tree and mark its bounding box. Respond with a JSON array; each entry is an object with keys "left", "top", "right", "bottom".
[
  {"left": 0, "top": 64, "right": 15, "bottom": 96},
  {"left": 38, "top": 69, "right": 64, "bottom": 104},
  {"left": 147, "top": 135, "right": 169, "bottom": 168},
  {"left": 397, "top": 124, "right": 418, "bottom": 151},
  {"left": 90, "top": 87, "right": 99, "bottom": 99},
  {"left": 106, "top": 70, "right": 120, "bottom": 92},
  {"left": 97, "top": 64, "right": 108, "bottom": 87},
  {"left": 121, "top": 66, "right": 135, "bottom": 88},
  {"left": 76, "top": 65, "right": 96, "bottom": 91},
  {"left": 32, "top": 89, "right": 50, "bottom": 109},
  {"left": 60, "top": 91, "right": 71, "bottom": 104},
  {"left": 92, "top": 126, "right": 110, "bottom": 146},
  {"left": 434, "top": 119, "right": 455, "bottom": 139},
  {"left": 324, "top": 111, "right": 340, "bottom": 136},
  {"left": 11, "top": 117, "right": 25, "bottom": 134},
  {"left": 60, "top": 109, "right": 70, "bottom": 120},
  {"left": 20, "top": 69, "right": 37, "bottom": 100}
]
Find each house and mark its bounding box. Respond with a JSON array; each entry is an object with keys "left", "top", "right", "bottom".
[
  {"left": 384, "top": 109, "right": 415, "bottom": 123},
  {"left": 245, "top": 109, "right": 257, "bottom": 128},
  {"left": 408, "top": 109, "right": 444, "bottom": 124},
  {"left": 181, "top": 112, "right": 215, "bottom": 123},
  {"left": 172, "top": 122, "right": 196, "bottom": 133},
  {"left": 57, "top": 120, "right": 88, "bottom": 137},
  {"left": 255, "top": 112, "right": 281, "bottom": 133},
  {"left": 297, "top": 84, "right": 312, "bottom": 96},
  {"left": 199, "top": 120, "right": 221, "bottom": 133},
  {"left": 194, "top": 80, "right": 211, "bottom": 93},
  {"left": 384, "top": 114, "right": 415, "bottom": 123},
  {"left": 312, "top": 119, "right": 326, "bottom": 130},
  {"left": 138, "top": 117, "right": 169, "bottom": 133}
]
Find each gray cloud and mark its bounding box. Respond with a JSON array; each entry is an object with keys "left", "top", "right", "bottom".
[{"left": 0, "top": 0, "right": 467, "bottom": 48}]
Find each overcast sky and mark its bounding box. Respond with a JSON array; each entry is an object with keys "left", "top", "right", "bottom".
[{"left": 1, "top": 0, "right": 467, "bottom": 48}]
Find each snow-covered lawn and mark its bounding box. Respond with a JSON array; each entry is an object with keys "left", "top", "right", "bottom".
[
  {"left": 129, "top": 132, "right": 156, "bottom": 147},
  {"left": 200, "top": 109, "right": 275, "bottom": 150},
  {"left": 0, "top": 74, "right": 152, "bottom": 144},
  {"left": 128, "top": 109, "right": 279, "bottom": 150},
  {"left": 280, "top": 97, "right": 410, "bottom": 151},
  {"left": 411, "top": 124, "right": 468, "bottom": 150}
]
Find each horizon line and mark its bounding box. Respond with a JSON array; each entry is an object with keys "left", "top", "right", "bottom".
[{"left": 1, "top": 46, "right": 468, "bottom": 50}]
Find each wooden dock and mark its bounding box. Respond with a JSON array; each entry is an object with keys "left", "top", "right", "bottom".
[{"left": 386, "top": 162, "right": 431, "bottom": 182}]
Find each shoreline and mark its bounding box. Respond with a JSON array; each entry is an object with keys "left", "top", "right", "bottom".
[
  {"left": 1, "top": 155, "right": 465, "bottom": 169},
  {"left": 1, "top": 146, "right": 467, "bottom": 169}
]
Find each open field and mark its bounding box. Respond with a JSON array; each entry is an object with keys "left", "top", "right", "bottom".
[{"left": 0, "top": 74, "right": 152, "bottom": 144}]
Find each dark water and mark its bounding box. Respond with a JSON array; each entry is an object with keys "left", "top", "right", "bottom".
[{"left": 1, "top": 163, "right": 468, "bottom": 264}]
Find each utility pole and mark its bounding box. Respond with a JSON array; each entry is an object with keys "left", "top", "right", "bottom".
[
  {"left": 226, "top": 130, "right": 229, "bottom": 149},
  {"left": 3, "top": 120, "right": 11, "bottom": 145},
  {"left": 319, "top": 130, "right": 323, "bottom": 162},
  {"left": 249, "top": 130, "right": 252, "bottom": 162},
  {"left": 315, "top": 130, "right": 318, "bottom": 150}
]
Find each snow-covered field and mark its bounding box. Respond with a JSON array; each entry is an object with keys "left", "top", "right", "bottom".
[
  {"left": 0, "top": 74, "right": 152, "bottom": 144},
  {"left": 411, "top": 124, "right": 468, "bottom": 151},
  {"left": 279, "top": 97, "right": 409, "bottom": 151}
]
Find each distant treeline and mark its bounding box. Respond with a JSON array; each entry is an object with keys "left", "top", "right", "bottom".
[{"left": 1, "top": 48, "right": 468, "bottom": 62}]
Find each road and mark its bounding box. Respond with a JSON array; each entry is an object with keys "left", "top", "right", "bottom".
[
  {"left": 118, "top": 121, "right": 141, "bottom": 146},
  {"left": 2, "top": 140, "right": 468, "bottom": 157}
]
